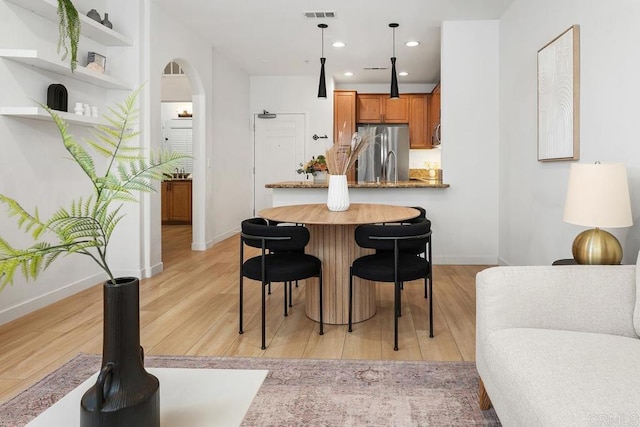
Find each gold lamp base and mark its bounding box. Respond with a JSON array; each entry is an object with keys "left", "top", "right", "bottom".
[{"left": 572, "top": 227, "right": 622, "bottom": 265}]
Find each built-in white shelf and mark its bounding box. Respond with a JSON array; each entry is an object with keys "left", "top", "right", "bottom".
[
  {"left": 1, "top": 106, "right": 105, "bottom": 127},
  {"left": 5, "top": 0, "right": 133, "bottom": 46},
  {"left": 0, "top": 49, "right": 132, "bottom": 90}
]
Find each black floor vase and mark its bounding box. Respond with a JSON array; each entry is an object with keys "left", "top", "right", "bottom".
[{"left": 80, "top": 277, "right": 160, "bottom": 427}]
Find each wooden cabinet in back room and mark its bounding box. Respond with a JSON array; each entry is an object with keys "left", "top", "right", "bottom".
[
  {"left": 333, "top": 90, "right": 357, "bottom": 144},
  {"left": 162, "top": 180, "right": 192, "bottom": 224}
]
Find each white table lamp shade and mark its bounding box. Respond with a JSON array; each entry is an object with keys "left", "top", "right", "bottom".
[{"left": 563, "top": 163, "right": 633, "bottom": 228}]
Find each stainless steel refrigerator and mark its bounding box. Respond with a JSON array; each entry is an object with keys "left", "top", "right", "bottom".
[{"left": 357, "top": 124, "right": 410, "bottom": 183}]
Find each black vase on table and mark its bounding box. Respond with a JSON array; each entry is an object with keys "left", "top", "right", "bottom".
[{"left": 80, "top": 277, "right": 160, "bottom": 427}]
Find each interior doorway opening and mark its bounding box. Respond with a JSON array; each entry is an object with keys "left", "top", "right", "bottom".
[{"left": 160, "top": 60, "right": 194, "bottom": 265}]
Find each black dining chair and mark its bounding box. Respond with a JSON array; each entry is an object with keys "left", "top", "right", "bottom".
[
  {"left": 239, "top": 218, "right": 323, "bottom": 349},
  {"left": 348, "top": 217, "right": 432, "bottom": 351},
  {"left": 381, "top": 206, "right": 432, "bottom": 299}
]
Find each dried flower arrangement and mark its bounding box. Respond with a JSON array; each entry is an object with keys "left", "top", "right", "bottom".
[{"left": 325, "top": 126, "right": 376, "bottom": 176}]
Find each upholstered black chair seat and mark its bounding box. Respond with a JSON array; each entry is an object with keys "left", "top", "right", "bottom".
[
  {"left": 243, "top": 253, "right": 321, "bottom": 282},
  {"left": 352, "top": 254, "right": 429, "bottom": 282}
]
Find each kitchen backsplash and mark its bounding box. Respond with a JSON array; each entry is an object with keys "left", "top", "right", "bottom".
[{"left": 409, "top": 148, "right": 442, "bottom": 169}]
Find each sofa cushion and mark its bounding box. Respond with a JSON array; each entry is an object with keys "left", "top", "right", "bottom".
[
  {"left": 482, "top": 328, "right": 640, "bottom": 427},
  {"left": 635, "top": 252, "right": 640, "bottom": 336}
]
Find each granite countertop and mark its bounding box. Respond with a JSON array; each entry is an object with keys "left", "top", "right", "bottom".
[{"left": 265, "top": 180, "right": 450, "bottom": 189}]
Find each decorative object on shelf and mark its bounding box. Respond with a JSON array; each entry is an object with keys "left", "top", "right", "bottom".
[
  {"left": 327, "top": 174, "right": 350, "bottom": 211},
  {"left": 562, "top": 162, "right": 632, "bottom": 264},
  {"left": 317, "top": 23, "right": 328, "bottom": 98},
  {"left": 46, "top": 83, "right": 68, "bottom": 112},
  {"left": 389, "top": 23, "right": 400, "bottom": 99},
  {"left": 86, "top": 8, "right": 101, "bottom": 22},
  {"left": 178, "top": 110, "right": 192, "bottom": 118},
  {"left": 296, "top": 155, "right": 328, "bottom": 177},
  {"left": 537, "top": 25, "right": 580, "bottom": 161},
  {"left": 87, "top": 51, "right": 106, "bottom": 74},
  {"left": 83, "top": 103, "right": 91, "bottom": 116},
  {"left": 80, "top": 277, "right": 160, "bottom": 427},
  {"left": 101, "top": 12, "right": 113, "bottom": 29},
  {"left": 91, "top": 106, "right": 99, "bottom": 118},
  {"left": 56, "top": 0, "right": 80, "bottom": 72},
  {"left": 0, "top": 88, "right": 190, "bottom": 425},
  {"left": 74, "top": 101, "right": 84, "bottom": 115}
]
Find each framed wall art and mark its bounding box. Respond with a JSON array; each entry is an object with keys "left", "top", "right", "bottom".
[{"left": 537, "top": 25, "right": 580, "bottom": 162}]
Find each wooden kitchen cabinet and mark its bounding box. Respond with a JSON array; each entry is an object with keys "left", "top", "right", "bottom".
[
  {"left": 357, "top": 94, "right": 409, "bottom": 124},
  {"left": 333, "top": 90, "right": 357, "bottom": 144},
  {"left": 161, "top": 180, "right": 192, "bottom": 224},
  {"left": 408, "top": 94, "right": 431, "bottom": 149},
  {"left": 428, "top": 83, "right": 441, "bottom": 147}
]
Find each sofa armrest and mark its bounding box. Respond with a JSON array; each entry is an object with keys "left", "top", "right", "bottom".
[{"left": 476, "top": 265, "right": 637, "bottom": 345}]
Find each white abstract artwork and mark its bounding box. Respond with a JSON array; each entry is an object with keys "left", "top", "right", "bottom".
[{"left": 537, "top": 25, "right": 580, "bottom": 161}]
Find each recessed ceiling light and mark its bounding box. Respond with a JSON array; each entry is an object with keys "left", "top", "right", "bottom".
[
  {"left": 405, "top": 41, "right": 420, "bottom": 47},
  {"left": 344, "top": 71, "right": 354, "bottom": 77},
  {"left": 399, "top": 71, "right": 409, "bottom": 76},
  {"left": 332, "top": 41, "right": 346, "bottom": 48},
  {"left": 260, "top": 59, "right": 270, "bottom": 63}
]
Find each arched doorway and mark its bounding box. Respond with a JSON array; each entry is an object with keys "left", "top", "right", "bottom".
[{"left": 157, "top": 59, "right": 206, "bottom": 267}]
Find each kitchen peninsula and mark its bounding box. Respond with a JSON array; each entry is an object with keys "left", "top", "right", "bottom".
[{"left": 265, "top": 179, "right": 449, "bottom": 208}]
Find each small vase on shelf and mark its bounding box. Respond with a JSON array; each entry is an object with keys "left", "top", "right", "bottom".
[
  {"left": 87, "top": 9, "right": 101, "bottom": 23},
  {"left": 101, "top": 13, "right": 113, "bottom": 29},
  {"left": 326, "top": 174, "right": 349, "bottom": 211}
]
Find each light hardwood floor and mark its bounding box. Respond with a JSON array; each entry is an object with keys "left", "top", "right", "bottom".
[{"left": 0, "top": 225, "right": 490, "bottom": 403}]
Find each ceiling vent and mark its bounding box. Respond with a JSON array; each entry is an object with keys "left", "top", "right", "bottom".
[
  {"left": 304, "top": 11, "right": 336, "bottom": 19},
  {"left": 363, "top": 67, "right": 388, "bottom": 71}
]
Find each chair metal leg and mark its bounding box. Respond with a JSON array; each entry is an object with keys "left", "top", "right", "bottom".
[
  {"left": 429, "top": 277, "right": 434, "bottom": 338},
  {"left": 283, "top": 281, "right": 288, "bottom": 317},
  {"left": 319, "top": 270, "right": 324, "bottom": 335},
  {"left": 239, "top": 274, "right": 244, "bottom": 334},
  {"left": 289, "top": 281, "right": 293, "bottom": 307},
  {"left": 398, "top": 282, "right": 402, "bottom": 317},
  {"left": 394, "top": 281, "right": 400, "bottom": 351},
  {"left": 268, "top": 282, "right": 272, "bottom": 295},
  {"left": 261, "top": 280, "right": 267, "bottom": 350},
  {"left": 348, "top": 268, "right": 353, "bottom": 332},
  {"left": 424, "top": 277, "right": 428, "bottom": 299}
]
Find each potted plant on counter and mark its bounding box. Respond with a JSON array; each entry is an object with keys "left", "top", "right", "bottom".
[
  {"left": 0, "top": 88, "right": 189, "bottom": 427},
  {"left": 296, "top": 155, "right": 328, "bottom": 183}
]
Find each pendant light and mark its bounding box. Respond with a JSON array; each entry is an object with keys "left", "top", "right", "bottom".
[
  {"left": 317, "top": 23, "right": 328, "bottom": 98},
  {"left": 389, "top": 23, "right": 400, "bottom": 98}
]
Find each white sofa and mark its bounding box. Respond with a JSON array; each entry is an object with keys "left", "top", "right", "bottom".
[{"left": 476, "top": 258, "right": 640, "bottom": 426}]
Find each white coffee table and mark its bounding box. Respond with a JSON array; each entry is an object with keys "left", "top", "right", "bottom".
[{"left": 26, "top": 368, "right": 268, "bottom": 426}]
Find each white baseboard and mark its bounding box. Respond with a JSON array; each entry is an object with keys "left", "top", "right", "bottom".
[
  {"left": 433, "top": 255, "right": 499, "bottom": 265},
  {"left": 192, "top": 228, "right": 239, "bottom": 251},
  {"left": 0, "top": 273, "right": 106, "bottom": 326},
  {"left": 496, "top": 256, "right": 511, "bottom": 266},
  {"left": 145, "top": 262, "right": 164, "bottom": 278}
]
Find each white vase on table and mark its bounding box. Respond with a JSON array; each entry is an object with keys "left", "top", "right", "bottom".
[{"left": 326, "top": 174, "right": 349, "bottom": 211}]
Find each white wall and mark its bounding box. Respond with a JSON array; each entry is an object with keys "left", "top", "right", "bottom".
[
  {"left": 436, "top": 20, "right": 500, "bottom": 263},
  {"left": 0, "top": 0, "right": 143, "bottom": 323},
  {"left": 498, "top": 0, "right": 640, "bottom": 265},
  {"left": 149, "top": 3, "right": 252, "bottom": 259},
  {"left": 250, "top": 76, "right": 335, "bottom": 195}
]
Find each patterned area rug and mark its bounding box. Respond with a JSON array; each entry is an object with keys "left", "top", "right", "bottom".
[{"left": 0, "top": 354, "right": 500, "bottom": 426}]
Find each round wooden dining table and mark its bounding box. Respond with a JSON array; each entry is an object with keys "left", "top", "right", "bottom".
[{"left": 258, "top": 203, "right": 419, "bottom": 324}]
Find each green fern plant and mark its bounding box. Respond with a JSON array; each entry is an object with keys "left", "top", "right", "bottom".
[
  {"left": 56, "top": 0, "right": 80, "bottom": 72},
  {"left": 0, "top": 88, "right": 189, "bottom": 289}
]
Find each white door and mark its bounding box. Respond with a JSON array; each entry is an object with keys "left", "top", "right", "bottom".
[{"left": 253, "top": 113, "right": 305, "bottom": 214}]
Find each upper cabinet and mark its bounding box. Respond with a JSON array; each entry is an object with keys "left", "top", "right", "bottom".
[
  {"left": 333, "top": 90, "right": 357, "bottom": 144},
  {"left": 357, "top": 94, "right": 409, "bottom": 124},
  {"left": 428, "top": 83, "right": 441, "bottom": 147},
  {"left": 408, "top": 94, "right": 430, "bottom": 149}
]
